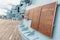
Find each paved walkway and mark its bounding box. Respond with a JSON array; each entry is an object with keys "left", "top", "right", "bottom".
[{"left": 0, "top": 19, "right": 21, "bottom": 40}]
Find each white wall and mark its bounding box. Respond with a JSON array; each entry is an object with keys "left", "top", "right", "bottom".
[
  {"left": 26, "top": 0, "right": 59, "bottom": 10},
  {"left": 53, "top": 5, "right": 60, "bottom": 40}
]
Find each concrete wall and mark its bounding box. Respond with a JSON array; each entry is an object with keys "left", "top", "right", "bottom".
[{"left": 53, "top": 5, "right": 60, "bottom": 40}]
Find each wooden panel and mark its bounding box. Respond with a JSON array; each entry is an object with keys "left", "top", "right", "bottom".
[
  {"left": 38, "top": 2, "right": 57, "bottom": 37},
  {"left": 31, "top": 7, "right": 41, "bottom": 31}
]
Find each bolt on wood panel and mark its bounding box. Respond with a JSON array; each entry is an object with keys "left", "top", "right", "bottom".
[
  {"left": 38, "top": 2, "right": 57, "bottom": 37},
  {"left": 31, "top": 7, "right": 42, "bottom": 31}
]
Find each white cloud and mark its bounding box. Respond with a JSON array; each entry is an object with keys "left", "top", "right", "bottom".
[
  {"left": 0, "top": 0, "right": 20, "bottom": 15},
  {"left": 0, "top": 0, "right": 20, "bottom": 5},
  {"left": 0, "top": 8, "right": 7, "bottom": 15}
]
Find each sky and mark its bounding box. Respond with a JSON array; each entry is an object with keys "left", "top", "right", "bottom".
[{"left": 0, "top": 0, "right": 20, "bottom": 15}]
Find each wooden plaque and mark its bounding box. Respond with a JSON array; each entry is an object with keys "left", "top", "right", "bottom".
[
  {"left": 25, "top": 2, "right": 57, "bottom": 38},
  {"left": 38, "top": 2, "right": 57, "bottom": 37}
]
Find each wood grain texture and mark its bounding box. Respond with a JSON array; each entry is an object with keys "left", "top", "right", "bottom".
[
  {"left": 38, "top": 2, "right": 57, "bottom": 37},
  {"left": 31, "top": 7, "right": 41, "bottom": 31},
  {"left": 0, "top": 19, "right": 21, "bottom": 40}
]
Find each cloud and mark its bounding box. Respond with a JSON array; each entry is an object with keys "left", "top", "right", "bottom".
[
  {"left": 0, "top": 0, "right": 20, "bottom": 5},
  {"left": 0, "top": 0, "right": 20, "bottom": 15},
  {"left": 0, "top": 8, "right": 7, "bottom": 15}
]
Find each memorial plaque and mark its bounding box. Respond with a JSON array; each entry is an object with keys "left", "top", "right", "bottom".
[
  {"left": 25, "top": 2, "right": 57, "bottom": 38},
  {"left": 38, "top": 2, "right": 57, "bottom": 37}
]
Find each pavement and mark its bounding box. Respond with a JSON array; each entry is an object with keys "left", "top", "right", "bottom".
[{"left": 0, "top": 19, "right": 21, "bottom": 40}]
